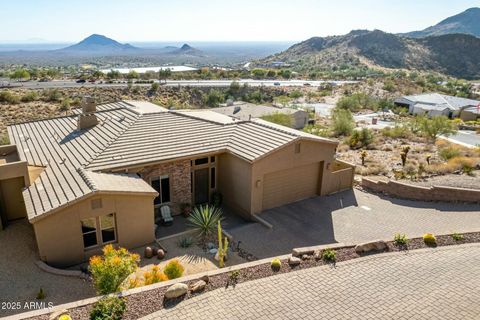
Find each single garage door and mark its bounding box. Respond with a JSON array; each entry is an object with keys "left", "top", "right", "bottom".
[{"left": 262, "top": 162, "right": 321, "bottom": 211}]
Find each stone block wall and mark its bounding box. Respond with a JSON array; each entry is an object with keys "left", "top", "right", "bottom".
[
  {"left": 362, "top": 178, "right": 480, "bottom": 203},
  {"left": 140, "top": 160, "right": 192, "bottom": 215}
]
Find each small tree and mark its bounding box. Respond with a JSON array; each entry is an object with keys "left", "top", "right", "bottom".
[
  {"left": 205, "top": 89, "right": 225, "bottom": 108},
  {"left": 331, "top": 108, "right": 354, "bottom": 136},
  {"left": 419, "top": 116, "right": 458, "bottom": 141},
  {"left": 89, "top": 245, "right": 140, "bottom": 294}
]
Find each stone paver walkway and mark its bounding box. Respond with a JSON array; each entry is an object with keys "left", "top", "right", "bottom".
[
  {"left": 143, "top": 244, "right": 480, "bottom": 320},
  {"left": 229, "top": 189, "right": 480, "bottom": 258}
]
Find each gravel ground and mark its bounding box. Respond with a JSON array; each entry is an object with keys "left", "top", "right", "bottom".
[
  {"left": 30, "top": 232, "right": 480, "bottom": 320},
  {"left": 408, "top": 171, "right": 480, "bottom": 190},
  {"left": 0, "top": 220, "right": 94, "bottom": 317}
]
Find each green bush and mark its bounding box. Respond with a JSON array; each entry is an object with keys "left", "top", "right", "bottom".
[
  {"left": 439, "top": 146, "right": 461, "bottom": 161},
  {"left": 271, "top": 258, "right": 281, "bottom": 271},
  {"left": 322, "top": 249, "right": 336, "bottom": 262},
  {"left": 452, "top": 233, "right": 464, "bottom": 241},
  {"left": 0, "top": 91, "right": 20, "bottom": 104},
  {"left": 177, "top": 237, "right": 193, "bottom": 248},
  {"left": 261, "top": 112, "right": 293, "bottom": 128},
  {"left": 21, "top": 91, "right": 39, "bottom": 102},
  {"left": 393, "top": 233, "right": 408, "bottom": 246},
  {"left": 331, "top": 108, "right": 354, "bottom": 136},
  {"left": 163, "top": 259, "right": 184, "bottom": 280},
  {"left": 90, "top": 297, "right": 126, "bottom": 320},
  {"left": 381, "top": 125, "right": 412, "bottom": 139},
  {"left": 348, "top": 128, "right": 374, "bottom": 149}
]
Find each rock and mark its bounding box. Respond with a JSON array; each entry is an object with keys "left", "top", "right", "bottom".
[
  {"left": 157, "top": 249, "right": 165, "bottom": 259},
  {"left": 200, "top": 275, "right": 210, "bottom": 284},
  {"left": 355, "top": 240, "right": 388, "bottom": 254},
  {"left": 144, "top": 247, "right": 153, "bottom": 259},
  {"left": 189, "top": 280, "right": 206, "bottom": 293},
  {"left": 207, "top": 242, "right": 215, "bottom": 249},
  {"left": 49, "top": 310, "right": 69, "bottom": 320},
  {"left": 301, "top": 254, "right": 310, "bottom": 260},
  {"left": 288, "top": 256, "right": 301, "bottom": 266},
  {"left": 209, "top": 248, "right": 218, "bottom": 254},
  {"left": 165, "top": 283, "right": 188, "bottom": 299},
  {"left": 313, "top": 250, "right": 322, "bottom": 260}
]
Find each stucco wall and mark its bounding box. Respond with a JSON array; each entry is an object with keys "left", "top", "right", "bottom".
[
  {"left": 362, "top": 178, "right": 480, "bottom": 203},
  {"left": 251, "top": 140, "right": 337, "bottom": 214},
  {"left": 140, "top": 160, "right": 192, "bottom": 215},
  {"left": 33, "top": 194, "right": 155, "bottom": 267},
  {"left": 217, "top": 153, "right": 252, "bottom": 219}
]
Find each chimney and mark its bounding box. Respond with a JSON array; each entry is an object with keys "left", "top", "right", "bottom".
[{"left": 78, "top": 96, "right": 98, "bottom": 130}]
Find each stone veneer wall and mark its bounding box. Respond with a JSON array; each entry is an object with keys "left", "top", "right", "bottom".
[
  {"left": 362, "top": 178, "right": 480, "bottom": 203},
  {"left": 140, "top": 160, "right": 192, "bottom": 215}
]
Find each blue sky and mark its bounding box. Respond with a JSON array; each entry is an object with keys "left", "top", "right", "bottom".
[{"left": 1, "top": 0, "right": 479, "bottom": 42}]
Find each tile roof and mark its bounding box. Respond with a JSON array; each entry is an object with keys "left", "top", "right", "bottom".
[
  {"left": 7, "top": 101, "right": 336, "bottom": 221},
  {"left": 212, "top": 102, "right": 304, "bottom": 121},
  {"left": 400, "top": 93, "right": 479, "bottom": 111}
]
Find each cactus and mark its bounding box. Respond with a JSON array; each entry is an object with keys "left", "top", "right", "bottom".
[
  {"left": 360, "top": 150, "right": 368, "bottom": 166},
  {"left": 217, "top": 221, "right": 229, "bottom": 268},
  {"left": 426, "top": 154, "right": 431, "bottom": 165}
]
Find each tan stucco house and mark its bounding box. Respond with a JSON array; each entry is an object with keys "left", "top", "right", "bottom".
[{"left": 0, "top": 99, "right": 352, "bottom": 267}]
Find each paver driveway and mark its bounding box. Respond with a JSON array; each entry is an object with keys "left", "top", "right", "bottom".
[
  {"left": 143, "top": 243, "right": 480, "bottom": 320},
  {"left": 229, "top": 189, "right": 480, "bottom": 258}
]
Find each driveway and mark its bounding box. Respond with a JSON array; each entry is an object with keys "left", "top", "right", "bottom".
[
  {"left": 144, "top": 243, "right": 480, "bottom": 320},
  {"left": 0, "top": 220, "right": 94, "bottom": 317},
  {"left": 441, "top": 130, "right": 480, "bottom": 148},
  {"left": 228, "top": 189, "right": 480, "bottom": 259}
]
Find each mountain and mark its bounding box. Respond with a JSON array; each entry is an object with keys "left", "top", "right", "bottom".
[
  {"left": 260, "top": 30, "right": 480, "bottom": 79},
  {"left": 165, "top": 43, "right": 204, "bottom": 56},
  {"left": 60, "top": 34, "right": 138, "bottom": 53},
  {"left": 404, "top": 8, "right": 480, "bottom": 38}
]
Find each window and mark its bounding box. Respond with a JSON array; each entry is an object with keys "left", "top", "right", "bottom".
[
  {"left": 152, "top": 175, "right": 170, "bottom": 205},
  {"left": 81, "top": 218, "right": 97, "bottom": 248},
  {"left": 100, "top": 213, "right": 116, "bottom": 244},
  {"left": 195, "top": 157, "right": 209, "bottom": 165},
  {"left": 210, "top": 167, "right": 216, "bottom": 189}
]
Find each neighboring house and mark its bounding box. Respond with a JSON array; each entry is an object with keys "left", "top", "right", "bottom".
[
  {"left": 212, "top": 101, "right": 309, "bottom": 129},
  {"left": 394, "top": 93, "right": 479, "bottom": 119},
  {"left": 0, "top": 99, "right": 352, "bottom": 267}
]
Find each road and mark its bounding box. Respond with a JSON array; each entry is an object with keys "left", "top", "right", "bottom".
[
  {"left": 143, "top": 244, "right": 480, "bottom": 320},
  {"left": 0, "top": 79, "right": 357, "bottom": 89},
  {"left": 441, "top": 130, "right": 480, "bottom": 148}
]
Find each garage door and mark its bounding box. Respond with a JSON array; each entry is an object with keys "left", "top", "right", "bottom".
[{"left": 262, "top": 162, "right": 321, "bottom": 211}]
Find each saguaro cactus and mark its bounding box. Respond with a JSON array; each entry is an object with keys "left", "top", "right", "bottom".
[{"left": 217, "top": 221, "right": 229, "bottom": 268}]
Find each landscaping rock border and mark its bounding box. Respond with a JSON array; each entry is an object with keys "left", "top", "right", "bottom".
[
  {"left": 17, "top": 232, "right": 480, "bottom": 320},
  {"left": 34, "top": 260, "right": 89, "bottom": 280}
]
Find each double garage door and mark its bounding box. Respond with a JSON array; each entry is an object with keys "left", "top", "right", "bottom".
[{"left": 262, "top": 162, "right": 322, "bottom": 211}]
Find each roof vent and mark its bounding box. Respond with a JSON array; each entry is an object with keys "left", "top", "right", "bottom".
[
  {"left": 78, "top": 96, "right": 98, "bottom": 130},
  {"left": 233, "top": 106, "right": 241, "bottom": 114}
]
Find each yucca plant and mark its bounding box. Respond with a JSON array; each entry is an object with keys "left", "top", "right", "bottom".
[{"left": 188, "top": 205, "right": 223, "bottom": 244}]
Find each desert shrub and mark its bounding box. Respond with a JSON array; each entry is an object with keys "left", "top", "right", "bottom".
[
  {"left": 418, "top": 116, "right": 458, "bottom": 141},
  {"left": 303, "top": 124, "right": 330, "bottom": 137},
  {"left": 143, "top": 265, "right": 168, "bottom": 285},
  {"left": 331, "top": 108, "right": 354, "bottom": 136},
  {"left": 178, "top": 237, "right": 193, "bottom": 248},
  {"left": 261, "top": 112, "right": 293, "bottom": 128},
  {"left": 163, "top": 259, "right": 184, "bottom": 280},
  {"left": 0, "top": 90, "right": 20, "bottom": 104},
  {"left": 90, "top": 297, "right": 126, "bottom": 320},
  {"left": 381, "top": 125, "right": 412, "bottom": 139},
  {"left": 188, "top": 205, "right": 223, "bottom": 242},
  {"left": 348, "top": 128, "right": 374, "bottom": 149},
  {"left": 439, "top": 146, "right": 460, "bottom": 161},
  {"left": 322, "top": 249, "right": 336, "bottom": 262},
  {"left": 336, "top": 93, "right": 381, "bottom": 112},
  {"left": 89, "top": 245, "right": 140, "bottom": 294},
  {"left": 403, "top": 162, "right": 417, "bottom": 177},
  {"left": 423, "top": 233, "right": 436, "bottom": 245},
  {"left": 43, "top": 88, "right": 62, "bottom": 102},
  {"left": 21, "top": 91, "right": 39, "bottom": 102},
  {"left": 271, "top": 258, "right": 281, "bottom": 271},
  {"left": 355, "top": 163, "right": 388, "bottom": 176},
  {"left": 36, "top": 288, "right": 45, "bottom": 300},
  {"left": 0, "top": 133, "right": 9, "bottom": 145},
  {"left": 394, "top": 233, "right": 408, "bottom": 246},
  {"left": 452, "top": 233, "right": 464, "bottom": 241}
]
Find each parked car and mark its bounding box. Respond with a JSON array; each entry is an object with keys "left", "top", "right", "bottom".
[
  {"left": 76, "top": 79, "right": 86, "bottom": 84},
  {"left": 274, "top": 82, "right": 281, "bottom": 86},
  {"left": 303, "top": 82, "right": 311, "bottom": 86}
]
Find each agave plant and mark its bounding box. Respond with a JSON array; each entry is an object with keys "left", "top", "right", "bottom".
[{"left": 187, "top": 205, "right": 223, "bottom": 243}]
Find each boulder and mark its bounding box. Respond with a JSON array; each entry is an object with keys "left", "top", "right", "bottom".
[
  {"left": 301, "top": 254, "right": 311, "bottom": 260},
  {"left": 200, "top": 275, "right": 210, "bottom": 284},
  {"left": 157, "top": 249, "right": 165, "bottom": 259},
  {"left": 144, "top": 247, "right": 153, "bottom": 259},
  {"left": 354, "top": 240, "right": 388, "bottom": 254},
  {"left": 288, "top": 256, "right": 301, "bottom": 266},
  {"left": 165, "top": 283, "right": 188, "bottom": 299},
  {"left": 189, "top": 280, "right": 206, "bottom": 293},
  {"left": 313, "top": 250, "right": 322, "bottom": 260}
]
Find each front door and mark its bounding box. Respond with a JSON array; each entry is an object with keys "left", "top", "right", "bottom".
[{"left": 194, "top": 168, "right": 209, "bottom": 205}]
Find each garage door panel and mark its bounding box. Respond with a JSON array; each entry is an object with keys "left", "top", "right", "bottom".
[{"left": 262, "top": 163, "right": 320, "bottom": 211}]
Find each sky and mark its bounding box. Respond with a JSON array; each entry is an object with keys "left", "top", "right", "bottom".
[{"left": 1, "top": 0, "right": 479, "bottom": 43}]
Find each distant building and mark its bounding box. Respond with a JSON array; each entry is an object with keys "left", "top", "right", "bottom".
[
  {"left": 213, "top": 101, "right": 309, "bottom": 129},
  {"left": 394, "top": 93, "right": 479, "bottom": 120}
]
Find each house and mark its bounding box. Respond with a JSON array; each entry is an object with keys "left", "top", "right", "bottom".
[
  {"left": 1, "top": 99, "right": 352, "bottom": 267},
  {"left": 212, "top": 101, "right": 309, "bottom": 129},
  {"left": 394, "top": 93, "right": 479, "bottom": 119}
]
